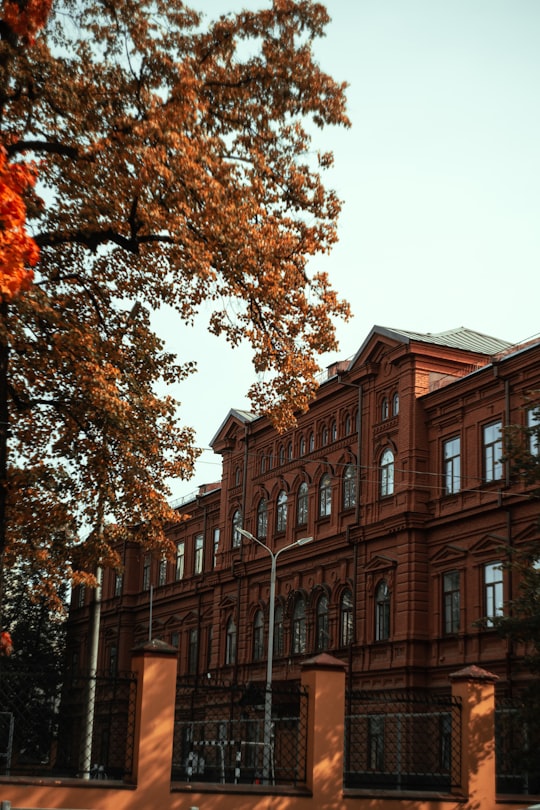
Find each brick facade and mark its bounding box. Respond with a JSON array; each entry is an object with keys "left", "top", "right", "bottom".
[{"left": 66, "top": 325, "right": 540, "bottom": 696}]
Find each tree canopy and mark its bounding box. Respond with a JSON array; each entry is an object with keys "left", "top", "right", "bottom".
[{"left": 0, "top": 0, "right": 350, "bottom": 605}]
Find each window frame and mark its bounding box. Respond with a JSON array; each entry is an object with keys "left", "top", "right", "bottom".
[
  {"left": 257, "top": 498, "right": 268, "bottom": 539},
  {"left": 343, "top": 464, "right": 356, "bottom": 510},
  {"left": 291, "top": 595, "right": 307, "bottom": 655},
  {"left": 483, "top": 420, "right": 503, "bottom": 483},
  {"left": 340, "top": 589, "right": 353, "bottom": 647},
  {"left": 225, "top": 616, "right": 237, "bottom": 665},
  {"left": 375, "top": 580, "right": 390, "bottom": 641},
  {"left": 253, "top": 609, "right": 264, "bottom": 662},
  {"left": 176, "top": 541, "right": 185, "bottom": 581},
  {"left": 276, "top": 490, "right": 288, "bottom": 533},
  {"left": 380, "top": 449, "right": 395, "bottom": 497},
  {"left": 319, "top": 473, "right": 332, "bottom": 518},
  {"left": 194, "top": 533, "right": 204, "bottom": 575},
  {"left": 232, "top": 509, "right": 242, "bottom": 548},
  {"left": 316, "top": 593, "right": 329, "bottom": 652},
  {"left": 297, "top": 482, "right": 309, "bottom": 526},
  {"left": 443, "top": 436, "right": 461, "bottom": 495},
  {"left": 443, "top": 570, "right": 460, "bottom": 634},
  {"left": 484, "top": 561, "right": 503, "bottom": 626}
]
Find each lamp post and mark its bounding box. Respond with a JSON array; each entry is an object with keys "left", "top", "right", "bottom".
[{"left": 237, "top": 528, "right": 313, "bottom": 784}]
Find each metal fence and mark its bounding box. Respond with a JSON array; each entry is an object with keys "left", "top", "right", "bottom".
[
  {"left": 344, "top": 690, "right": 462, "bottom": 792},
  {"left": 495, "top": 696, "right": 540, "bottom": 795},
  {"left": 0, "top": 668, "right": 137, "bottom": 780},
  {"left": 172, "top": 679, "right": 308, "bottom": 786}
]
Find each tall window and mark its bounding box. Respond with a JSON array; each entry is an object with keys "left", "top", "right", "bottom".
[
  {"left": 114, "top": 572, "right": 123, "bottom": 597},
  {"left": 309, "top": 432, "right": 315, "bottom": 452},
  {"left": 319, "top": 473, "right": 332, "bottom": 517},
  {"left": 380, "top": 449, "right": 394, "bottom": 497},
  {"left": 292, "top": 595, "right": 307, "bottom": 654},
  {"left": 340, "top": 589, "right": 353, "bottom": 646},
  {"left": 368, "top": 716, "right": 385, "bottom": 770},
  {"left": 194, "top": 533, "right": 204, "bottom": 575},
  {"left": 322, "top": 425, "right": 329, "bottom": 446},
  {"left": 257, "top": 498, "right": 268, "bottom": 538},
  {"left": 345, "top": 413, "right": 352, "bottom": 436},
  {"left": 143, "top": 555, "right": 151, "bottom": 591},
  {"left": 485, "top": 562, "right": 503, "bottom": 626},
  {"left": 443, "top": 436, "right": 461, "bottom": 495},
  {"left": 528, "top": 407, "right": 540, "bottom": 455},
  {"left": 253, "top": 610, "right": 264, "bottom": 661},
  {"left": 274, "top": 604, "right": 284, "bottom": 658},
  {"left": 483, "top": 421, "right": 503, "bottom": 482},
  {"left": 316, "top": 594, "right": 329, "bottom": 652},
  {"left": 297, "top": 482, "right": 309, "bottom": 526},
  {"left": 443, "top": 571, "right": 460, "bottom": 634},
  {"left": 158, "top": 556, "right": 167, "bottom": 586},
  {"left": 225, "top": 617, "right": 237, "bottom": 665},
  {"left": 212, "top": 528, "right": 220, "bottom": 568},
  {"left": 176, "top": 541, "right": 185, "bottom": 580},
  {"left": 299, "top": 435, "right": 306, "bottom": 457},
  {"left": 109, "top": 644, "right": 118, "bottom": 675},
  {"left": 232, "top": 509, "right": 242, "bottom": 548},
  {"left": 287, "top": 441, "right": 293, "bottom": 461},
  {"left": 279, "top": 445, "right": 285, "bottom": 465},
  {"left": 375, "top": 580, "right": 390, "bottom": 641},
  {"left": 392, "top": 392, "right": 400, "bottom": 416},
  {"left": 331, "top": 420, "right": 337, "bottom": 442},
  {"left": 382, "top": 397, "right": 389, "bottom": 420},
  {"left": 343, "top": 464, "right": 356, "bottom": 510},
  {"left": 188, "top": 628, "right": 199, "bottom": 675},
  {"left": 276, "top": 490, "right": 287, "bottom": 532}
]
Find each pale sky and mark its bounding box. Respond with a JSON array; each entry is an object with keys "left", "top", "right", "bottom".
[{"left": 163, "top": 1, "right": 540, "bottom": 500}]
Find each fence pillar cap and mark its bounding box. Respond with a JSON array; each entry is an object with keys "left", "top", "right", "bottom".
[
  {"left": 301, "top": 652, "right": 347, "bottom": 672},
  {"left": 449, "top": 664, "right": 499, "bottom": 683},
  {"left": 132, "top": 638, "right": 178, "bottom": 657}
]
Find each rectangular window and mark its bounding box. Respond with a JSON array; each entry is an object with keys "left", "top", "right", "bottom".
[
  {"left": 368, "top": 716, "right": 385, "bottom": 771},
  {"left": 443, "top": 436, "right": 461, "bottom": 495},
  {"left": 483, "top": 421, "right": 503, "bottom": 482},
  {"left": 175, "top": 542, "right": 185, "bottom": 581},
  {"left": 528, "top": 407, "right": 540, "bottom": 455},
  {"left": 443, "top": 571, "right": 460, "bottom": 634},
  {"left": 485, "top": 562, "right": 503, "bottom": 625},
  {"left": 212, "top": 528, "right": 220, "bottom": 569},
  {"left": 114, "top": 572, "right": 123, "bottom": 597},
  {"left": 158, "top": 556, "right": 167, "bottom": 586},
  {"left": 142, "top": 556, "right": 151, "bottom": 591},
  {"left": 188, "top": 628, "right": 199, "bottom": 675},
  {"left": 194, "top": 533, "right": 204, "bottom": 575}
]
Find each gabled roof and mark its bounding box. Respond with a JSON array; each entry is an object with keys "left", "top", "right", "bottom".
[
  {"left": 209, "top": 407, "right": 257, "bottom": 448},
  {"left": 349, "top": 325, "right": 511, "bottom": 369}
]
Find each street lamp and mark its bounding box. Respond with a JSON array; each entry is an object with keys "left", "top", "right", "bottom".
[{"left": 237, "top": 528, "right": 313, "bottom": 784}]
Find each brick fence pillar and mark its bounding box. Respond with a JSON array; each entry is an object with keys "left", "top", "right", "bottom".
[
  {"left": 129, "top": 638, "right": 178, "bottom": 809},
  {"left": 301, "top": 652, "right": 347, "bottom": 809},
  {"left": 450, "top": 664, "right": 499, "bottom": 810}
]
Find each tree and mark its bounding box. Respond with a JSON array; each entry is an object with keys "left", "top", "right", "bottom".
[{"left": 0, "top": 0, "right": 350, "bottom": 605}]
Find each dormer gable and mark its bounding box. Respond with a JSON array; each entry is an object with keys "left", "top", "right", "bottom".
[{"left": 210, "top": 408, "right": 257, "bottom": 455}]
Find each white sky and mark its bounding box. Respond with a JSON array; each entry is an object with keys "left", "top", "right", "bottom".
[{"left": 164, "top": 0, "right": 540, "bottom": 500}]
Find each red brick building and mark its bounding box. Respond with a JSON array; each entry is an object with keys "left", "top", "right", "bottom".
[{"left": 67, "top": 325, "right": 540, "bottom": 696}]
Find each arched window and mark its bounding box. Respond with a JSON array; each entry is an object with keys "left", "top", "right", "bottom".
[
  {"left": 260, "top": 454, "right": 266, "bottom": 474},
  {"left": 235, "top": 466, "right": 241, "bottom": 486},
  {"left": 257, "top": 498, "right": 268, "bottom": 538},
  {"left": 331, "top": 420, "right": 337, "bottom": 442},
  {"left": 319, "top": 473, "right": 332, "bottom": 517},
  {"left": 322, "top": 425, "right": 329, "bottom": 446},
  {"left": 279, "top": 445, "right": 285, "bottom": 465},
  {"left": 253, "top": 610, "right": 264, "bottom": 662},
  {"left": 316, "top": 594, "right": 329, "bottom": 652},
  {"left": 309, "top": 432, "right": 315, "bottom": 452},
  {"left": 344, "top": 413, "right": 352, "bottom": 436},
  {"left": 292, "top": 595, "right": 306, "bottom": 654},
  {"left": 226, "top": 617, "right": 237, "bottom": 664},
  {"left": 343, "top": 464, "right": 356, "bottom": 510},
  {"left": 375, "top": 581, "right": 390, "bottom": 641},
  {"left": 274, "top": 604, "right": 284, "bottom": 658},
  {"left": 382, "top": 397, "right": 389, "bottom": 420},
  {"left": 287, "top": 441, "right": 293, "bottom": 461},
  {"left": 340, "top": 589, "right": 353, "bottom": 646},
  {"left": 232, "top": 509, "right": 242, "bottom": 547},
  {"left": 297, "top": 482, "right": 309, "bottom": 526},
  {"left": 392, "top": 392, "right": 400, "bottom": 416},
  {"left": 299, "top": 435, "right": 306, "bottom": 457},
  {"left": 276, "top": 490, "right": 287, "bottom": 533},
  {"left": 380, "top": 449, "right": 394, "bottom": 497}
]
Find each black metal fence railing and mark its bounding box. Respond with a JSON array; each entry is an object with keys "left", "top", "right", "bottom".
[
  {"left": 172, "top": 679, "right": 308, "bottom": 787},
  {"left": 0, "top": 668, "right": 137, "bottom": 780},
  {"left": 344, "top": 690, "right": 462, "bottom": 792},
  {"left": 495, "top": 696, "right": 540, "bottom": 795}
]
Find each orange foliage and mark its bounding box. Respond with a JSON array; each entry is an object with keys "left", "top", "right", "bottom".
[
  {"left": 0, "top": 630, "right": 13, "bottom": 656},
  {"left": 0, "top": 0, "right": 350, "bottom": 598},
  {"left": 0, "top": 149, "right": 38, "bottom": 300}
]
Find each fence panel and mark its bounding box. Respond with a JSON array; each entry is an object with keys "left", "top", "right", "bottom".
[
  {"left": 495, "top": 696, "right": 540, "bottom": 795},
  {"left": 172, "top": 679, "right": 308, "bottom": 786},
  {"left": 344, "top": 690, "right": 461, "bottom": 792},
  {"left": 0, "top": 668, "right": 137, "bottom": 780}
]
